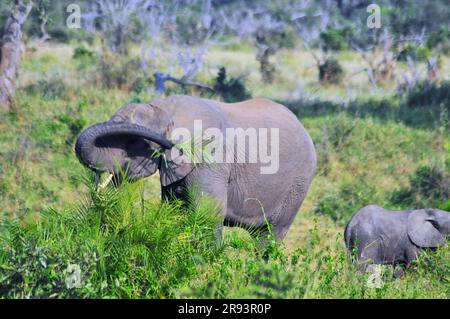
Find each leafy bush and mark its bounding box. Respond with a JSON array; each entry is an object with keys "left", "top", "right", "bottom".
[
  {"left": 95, "top": 53, "right": 146, "bottom": 91},
  {"left": 0, "top": 174, "right": 223, "bottom": 298},
  {"left": 406, "top": 81, "right": 450, "bottom": 108},
  {"left": 411, "top": 246, "right": 449, "bottom": 286},
  {"left": 72, "top": 46, "right": 96, "bottom": 69},
  {"left": 23, "top": 77, "right": 70, "bottom": 100},
  {"left": 213, "top": 67, "right": 252, "bottom": 103},
  {"left": 319, "top": 58, "right": 344, "bottom": 84},
  {"left": 397, "top": 44, "right": 431, "bottom": 62},
  {"left": 58, "top": 101, "right": 88, "bottom": 147},
  {"left": 391, "top": 165, "right": 450, "bottom": 208},
  {"left": 320, "top": 27, "right": 353, "bottom": 52},
  {"left": 426, "top": 27, "right": 450, "bottom": 52},
  {"left": 315, "top": 180, "right": 375, "bottom": 225},
  {"left": 73, "top": 46, "right": 94, "bottom": 60}
]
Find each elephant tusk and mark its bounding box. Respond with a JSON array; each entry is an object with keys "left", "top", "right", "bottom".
[{"left": 99, "top": 173, "right": 114, "bottom": 189}]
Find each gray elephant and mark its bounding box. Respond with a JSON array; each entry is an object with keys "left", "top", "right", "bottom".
[
  {"left": 75, "top": 95, "right": 317, "bottom": 242},
  {"left": 345, "top": 204, "right": 450, "bottom": 270}
]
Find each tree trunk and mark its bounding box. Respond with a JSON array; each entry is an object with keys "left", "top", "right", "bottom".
[{"left": 0, "top": 0, "right": 33, "bottom": 112}]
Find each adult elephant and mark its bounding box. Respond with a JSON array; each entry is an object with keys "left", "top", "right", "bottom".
[{"left": 75, "top": 95, "right": 316, "bottom": 242}]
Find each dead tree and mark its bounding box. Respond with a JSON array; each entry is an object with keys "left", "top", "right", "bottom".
[
  {"left": 426, "top": 57, "right": 439, "bottom": 83},
  {"left": 351, "top": 30, "right": 397, "bottom": 88},
  {"left": 140, "top": 0, "right": 217, "bottom": 93},
  {"left": 37, "top": 1, "right": 50, "bottom": 43},
  {"left": 292, "top": 3, "right": 345, "bottom": 84},
  {"left": 0, "top": 0, "right": 33, "bottom": 112},
  {"left": 85, "top": 0, "right": 148, "bottom": 55},
  {"left": 221, "top": 7, "right": 285, "bottom": 83}
]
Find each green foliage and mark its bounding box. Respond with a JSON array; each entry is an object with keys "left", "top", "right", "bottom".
[
  {"left": 406, "top": 81, "right": 450, "bottom": 108},
  {"left": 0, "top": 174, "right": 223, "bottom": 298},
  {"left": 319, "top": 58, "right": 344, "bottom": 84},
  {"left": 96, "top": 53, "right": 147, "bottom": 91},
  {"left": 316, "top": 180, "right": 375, "bottom": 225},
  {"left": 213, "top": 67, "right": 252, "bottom": 102},
  {"left": 320, "top": 27, "right": 353, "bottom": 52},
  {"left": 72, "top": 46, "right": 95, "bottom": 68},
  {"left": 397, "top": 44, "right": 432, "bottom": 62},
  {"left": 72, "top": 46, "right": 94, "bottom": 59},
  {"left": 387, "top": 1, "right": 450, "bottom": 37},
  {"left": 180, "top": 223, "right": 449, "bottom": 298},
  {"left": 426, "top": 27, "right": 450, "bottom": 52},
  {"left": 438, "top": 200, "right": 450, "bottom": 211},
  {"left": 286, "top": 90, "right": 447, "bottom": 130},
  {"left": 57, "top": 101, "right": 88, "bottom": 146},
  {"left": 391, "top": 165, "right": 450, "bottom": 208}
]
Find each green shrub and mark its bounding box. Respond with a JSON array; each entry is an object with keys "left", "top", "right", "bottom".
[
  {"left": 73, "top": 46, "right": 94, "bottom": 60},
  {"left": 58, "top": 102, "right": 88, "bottom": 147},
  {"left": 397, "top": 44, "right": 431, "bottom": 62},
  {"left": 316, "top": 181, "right": 375, "bottom": 225},
  {"left": 438, "top": 199, "right": 450, "bottom": 211},
  {"left": 96, "top": 53, "right": 145, "bottom": 91},
  {"left": 320, "top": 27, "right": 353, "bottom": 52},
  {"left": 319, "top": 58, "right": 344, "bottom": 84},
  {"left": 406, "top": 81, "right": 450, "bottom": 108},
  {"left": 391, "top": 165, "right": 450, "bottom": 208},
  {"left": 426, "top": 27, "right": 450, "bottom": 52},
  {"left": 23, "top": 77, "right": 70, "bottom": 100},
  {"left": 0, "top": 173, "right": 223, "bottom": 298},
  {"left": 213, "top": 67, "right": 252, "bottom": 103}
]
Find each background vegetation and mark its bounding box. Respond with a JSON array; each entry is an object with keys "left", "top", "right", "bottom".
[{"left": 0, "top": 0, "right": 449, "bottom": 298}]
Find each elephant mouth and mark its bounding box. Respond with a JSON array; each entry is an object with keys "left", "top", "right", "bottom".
[{"left": 75, "top": 121, "right": 174, "bottom": 182}]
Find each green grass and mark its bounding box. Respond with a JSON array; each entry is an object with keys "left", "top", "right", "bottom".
[
  {"left": 0, "top": 43, "right": 449, "bottom": 298},
  {"left": 1, "top": 174, "right": 448, "bottom": 298},
  {"left": 0, "top": 174, "right": 223, "bottom": 298}
]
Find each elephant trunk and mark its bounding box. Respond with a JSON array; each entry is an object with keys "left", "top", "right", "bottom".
[{"left": 75, "top": 122, "right": 174, "bottom": 171}]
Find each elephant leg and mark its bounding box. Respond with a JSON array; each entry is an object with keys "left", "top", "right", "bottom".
[
  {"left": 161, "top": 179, "right": 188, "bottom": 202},
  {"left": 264, "top": 175, "right": 311, "bottom": 243},
  {"left": 248, "top": 225, "right": 273, "bottom": 243},
  {"left": 184, "top": 170, "right": 228, "bottom": 243},
  {"left": 393, "top": 264, "right": 405, "bottom": 278},
  {"left": 271, "top": 196, "right": 306, "bottom": 242},
  {"left": 357, "top": 238, "right": 383, "bottom": 271}
]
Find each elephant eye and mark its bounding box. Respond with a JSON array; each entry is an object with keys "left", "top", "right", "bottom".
[{"left": 111, "top": 115, "right": 125, "bottom": 123}]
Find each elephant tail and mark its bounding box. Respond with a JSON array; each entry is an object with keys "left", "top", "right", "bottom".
[
  {"left": 344, "top": 217, "right": 357, "bottom": 258},
  {"left": 344, "top": 220, "right": 351, "bottom": 249}
]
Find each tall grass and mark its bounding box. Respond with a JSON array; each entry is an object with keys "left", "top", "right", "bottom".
[
  {"left": 0, "top": 173, "right": 447, "bottom": 299},
  {"left": 0, "top": 173, "right": 223, "bottom": 298}
]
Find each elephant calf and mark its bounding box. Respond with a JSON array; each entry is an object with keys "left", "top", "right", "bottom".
[{"left": 345, "top": 205, "right": 450, "bottom": 270}]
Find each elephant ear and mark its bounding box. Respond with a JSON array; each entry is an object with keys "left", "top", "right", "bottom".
[
  {"left": 407, "top": 210, "right": 445, "bottom": 248},
  {"left": 159, "top": 137, "right": 195, "bottom": 187}
]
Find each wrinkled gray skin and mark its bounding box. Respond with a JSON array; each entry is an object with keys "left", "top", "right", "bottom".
[
  {"left": 75, "top": 95, "right": 317, "bottom": 242},
  {"left": 345, "top": 205, "right": 450, "bottom": 272}
]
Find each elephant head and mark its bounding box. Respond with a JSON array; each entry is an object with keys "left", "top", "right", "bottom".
[
  {"left": 75, "top": 103, "right": 193, "bottom": 185},
  {"left": 407, "top": 209, "right": 450, "bottom": 248}
]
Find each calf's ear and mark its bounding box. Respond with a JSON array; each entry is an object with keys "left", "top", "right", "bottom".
[{"left": 407, "top": 210, "right": 445, "bottom": 248}]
